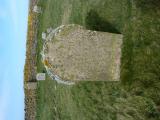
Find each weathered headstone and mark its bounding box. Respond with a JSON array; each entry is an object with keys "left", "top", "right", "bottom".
[
  {"left": 36, "top": 73, "right": 46, "bottom": 81},
  {"left": 33, "top": 5, "right": 42, "bottom": 13},
  {"left": 43, "top": 25, "right": 123, "bottom": 82}
]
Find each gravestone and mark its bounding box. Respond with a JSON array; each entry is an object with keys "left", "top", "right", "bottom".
[
  {"left": 36, "top": 73, "right": 45, "bottom": 81},
  {"left": 33, "top": 5, "right": 42, "bottom": 13},
  {"left": 43, "top": 24, "right": 123, "bottom": 82}
]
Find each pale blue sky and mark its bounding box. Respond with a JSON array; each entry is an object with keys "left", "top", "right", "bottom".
[{"left": 0, "top": 0, "right": 28, "bottom": 120}]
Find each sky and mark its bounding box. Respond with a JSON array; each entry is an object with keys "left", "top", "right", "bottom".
[{"left": 0, "top": 0, "right": 28, "bottom": 120}]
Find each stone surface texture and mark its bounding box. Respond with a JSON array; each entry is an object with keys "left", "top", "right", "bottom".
[{"left": 44, "top": 25, "right": 123, "bottom": 82}]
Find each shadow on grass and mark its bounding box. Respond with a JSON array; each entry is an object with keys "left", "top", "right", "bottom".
[
  {"left": 135, "top": 0, "right": 160, "bottom": 15},
  {"left": 85, "top": 10, "right": 120, "bottom": 34}
]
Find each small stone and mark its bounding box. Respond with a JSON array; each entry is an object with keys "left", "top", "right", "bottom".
[
  {"left": 36, "top": 73, "right": 46, "bottom": 81},
  {"left": 42, "top": 32, "right": 46, "bottom": 40},
  {"left": 33, "top": 5, "right": 42, "bottom": 13}
]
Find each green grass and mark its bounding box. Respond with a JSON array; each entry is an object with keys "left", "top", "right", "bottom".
[{"left": 35, "top": 0, "right": 160, "bottom": 120}]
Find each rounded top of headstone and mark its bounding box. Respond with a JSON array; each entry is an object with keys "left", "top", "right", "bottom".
[{"left": 43, "top": 24, "right": 123, "bottom": 82}]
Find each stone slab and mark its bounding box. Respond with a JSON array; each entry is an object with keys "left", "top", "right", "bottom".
[{"left": 44, "top": 25, "right": 123, "bottom": 82}]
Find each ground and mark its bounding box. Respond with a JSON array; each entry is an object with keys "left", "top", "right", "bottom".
[{"left": 34, "top": 0, "right": 160, "bottom": 120}]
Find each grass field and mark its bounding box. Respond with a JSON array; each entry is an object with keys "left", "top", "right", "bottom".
[{"left": 35, "top": 0, "right": 160, "bottom": 120}]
